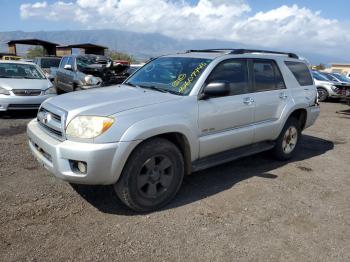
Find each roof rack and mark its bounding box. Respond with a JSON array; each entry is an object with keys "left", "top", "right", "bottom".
[{"left": 186, "top": 49, "right": 299, "bottom": 59}]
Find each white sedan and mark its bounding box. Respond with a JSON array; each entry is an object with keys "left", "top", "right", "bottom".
[{"left": 0, "top": 60, "right": 56, "bottom": 111}]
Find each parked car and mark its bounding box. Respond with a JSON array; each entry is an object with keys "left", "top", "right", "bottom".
[
  {"left": 319, "top": 71, "right": 349, "bottom": 86},
  {"left": 0, "top": 61, "right": 56, "bottom": 111},
  {"left": 33, "top": 57, "right": 61, "bottom": 81},
  {"left": 312, "top": 71, "right": 342, "bottom": 101},
  {"left": 329, "top": 73, "right": 350, "bottom": 84},
  {"left": 54, "top": 54, "right": 129, "bottom": 94},
  {"left": 27, "top": 49, "right": 319, "bottom": 211}
]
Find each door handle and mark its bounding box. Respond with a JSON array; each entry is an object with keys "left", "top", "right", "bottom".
[
  {"left": 279, "top": 92, "right": 288, "bottom": 100},
  {"left": 243, "top": 97, "right": 254, "bottom": 105}
]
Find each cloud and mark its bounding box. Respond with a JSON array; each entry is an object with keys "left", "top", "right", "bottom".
[{"left": 20, "top": 0, "right": 350, "bottom": 57}]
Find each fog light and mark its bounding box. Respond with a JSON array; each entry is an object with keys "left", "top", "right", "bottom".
[{"left": 77, "top": 162, "right": 87, "bottom": 173}]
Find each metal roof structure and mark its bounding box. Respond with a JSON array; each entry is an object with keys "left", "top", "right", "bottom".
[
  {"left": 7, "top": 39, "right": 59, "bottom": 56},
  {"left": 56, "top": 43, "right": 108, "bottom": 56}
]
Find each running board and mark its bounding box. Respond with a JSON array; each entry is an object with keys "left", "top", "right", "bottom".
[{"left": 192, "top": 141, "right": 275, "bottom": 172}]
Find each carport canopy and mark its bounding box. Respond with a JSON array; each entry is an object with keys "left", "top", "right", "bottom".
[
  {"left": 56, "top": 43, "right": 108, "bottom": 56},
  {"left": 7, "top": 39, "right": 59, "bottom": 56}
]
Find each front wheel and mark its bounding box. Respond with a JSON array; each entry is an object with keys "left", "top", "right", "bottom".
[
  {"left": 273, "top": 117, "right": 301, "bottom": 161},
  {"left": 317, "top": 87, "right": 328, "bottom": 102},
  {"left": 114, "top": 138, "right": 184, "bottom": 212}
]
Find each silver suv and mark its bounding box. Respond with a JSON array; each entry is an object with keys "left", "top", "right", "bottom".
[{"left": 27, "top": 49, "right": 320, "bottom": 211}]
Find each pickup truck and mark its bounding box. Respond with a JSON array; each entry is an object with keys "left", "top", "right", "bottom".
[{"left": 54, "top": 54, "right": 129, "bottom": 93}]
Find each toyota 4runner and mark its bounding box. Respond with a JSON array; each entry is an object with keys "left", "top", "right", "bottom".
[{"left": 27, "top": 49, "right": 320, "bottom": 211}]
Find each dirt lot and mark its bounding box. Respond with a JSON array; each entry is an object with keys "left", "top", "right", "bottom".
[{"left": 0, "top": 102, "right": 349, "bottom": 262}]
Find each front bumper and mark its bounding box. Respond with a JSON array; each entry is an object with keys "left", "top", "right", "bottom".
[
  {"left": 27, "top": 119, "right": 139, "bottom": 185},
  {"left": 0, "top": 94, "right": 55, "bottom": 111},
  {"left": 305, "top": 105, "right": 320, "bottom": 129}
]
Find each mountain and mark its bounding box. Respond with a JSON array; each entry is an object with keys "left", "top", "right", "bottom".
[{"left": 0, "top": 29, "right": 340, "bottom": 64}]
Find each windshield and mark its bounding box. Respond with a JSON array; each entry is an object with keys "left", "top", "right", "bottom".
[
  {"left": 331, "top": 73, "right": 350, "bottom": 83},
  {"left": 125, "top": 57, "right": 212, "bottom": 95},
  {"left": 321, "top": 72, "right": 338, "bottom": 82},
  {"left": 0, "top": 63, "right": 45, "bottom": 79},
  {"left": 312, "top": 71, "right": 329, "bottom": 81},
  {"left": 40, "top": 58, "right": 61, "bottom": 68}
]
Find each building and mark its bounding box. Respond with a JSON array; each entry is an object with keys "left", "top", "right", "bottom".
[{"left": 329, "top": 63, "right": 350, "bottom": 74}]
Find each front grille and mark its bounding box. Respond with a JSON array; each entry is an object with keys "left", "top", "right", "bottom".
[
  {"left": 8, "top": 104, "right": 41, "bottom": 109},
  {"left": 12, "top": 89, "right": 42, "bottom": 96},
  {"left": 37, "top": 106, "right": 66, "bottom": 140}
]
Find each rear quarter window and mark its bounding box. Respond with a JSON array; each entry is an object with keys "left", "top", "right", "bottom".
[{"left": 285, "top": 61, "right": 313, "bottom": 86}]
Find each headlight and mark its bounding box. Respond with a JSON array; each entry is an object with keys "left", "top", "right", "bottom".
[
  {"left": 44, "top": 86, "right": 57, "bottom": 95},
  {"left": 84, "top": 75, "right": 102, "bottom": 86},
  {"left": 66, "top": 116, "right": 115, "bottom": 139},
  {"left": 331, "top": 85, "right": 338, "bottom": 91},
  {"left": 0, "top": 87, "right": 10, "bottom": 95}
]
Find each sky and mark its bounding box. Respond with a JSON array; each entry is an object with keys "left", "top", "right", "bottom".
[{"left": 0, "top": 0, "right": 350, "bottom": 58}]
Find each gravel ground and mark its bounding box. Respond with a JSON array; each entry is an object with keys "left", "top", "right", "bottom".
[{"left": 0, "top": 102, "right": 349, "bottom": 262}]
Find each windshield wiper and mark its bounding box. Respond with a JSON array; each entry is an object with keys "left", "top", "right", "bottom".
[
  {"left": 165, "top": 89, "right": 183, "bottom": 96},
  {"left": 124, "top": 82, "right": 139, "bottom": 88},
  {"left": 139, "top": 85, "right": 168, "bottom": 93},
  {"left": 125, "top": 82, "right": 183, "bottom": 95}
]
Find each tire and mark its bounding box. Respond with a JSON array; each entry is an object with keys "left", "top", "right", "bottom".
[
  {"left": 317, "top": 87, "right": 328, "bottom": 102},
  {"left": 73, "top": 84, "right": 82, "bottom": 92},
  {"left": 114, "top": 138, "right": 185, "bottom": 212},
  {"left": 272, "top": 117, "right": 301, "bottom": 161},
  {"left": 54, "top": 79, "right": 64, "bottom": 95},
  {"left": 56, "top": 88, "right": 65, "bottom": 95}
]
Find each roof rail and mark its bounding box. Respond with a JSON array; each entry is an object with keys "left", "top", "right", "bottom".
[
  {"left": 230, "top": 49, "right": 299, "bottom": 59},
  {"left": 186, "top": 49, "right": 232, "bottom": 54},
  {"left": 186, "top": 48, "right": 299, "bottom": 59}
]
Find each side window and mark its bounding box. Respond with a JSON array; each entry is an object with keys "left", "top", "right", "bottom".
[
  {"left": 59, "top": 57, "right": 68, "bottom": 69},
  {"left": 285, "top": 61, "right": 313, "bottom": 86},
  {"left": 206, "top": 59, "right": 248, "bottom": 96},
  {"left": 66, "top": 57, "right": 74, "bottom": 69},
  {"left": 252, "top": 60, "right": 286, "bottom": 92}
]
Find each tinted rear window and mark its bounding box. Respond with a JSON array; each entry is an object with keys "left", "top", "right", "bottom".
[
  {"left": 41, "top": 58, "right": 61, "bottom": 68},
  {"left": 285, "top": 61, "right": 313, "bottom": 86}
]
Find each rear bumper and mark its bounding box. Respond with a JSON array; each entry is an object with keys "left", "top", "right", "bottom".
[
  {"left": 0, "top": 94, "right": 55, "bottom": 111},
  {"left": 305, "top": 105, "right": 320, "bottom": 129},
  {"left": 27, "top": 119, "right": 140, "bottom": 185}
]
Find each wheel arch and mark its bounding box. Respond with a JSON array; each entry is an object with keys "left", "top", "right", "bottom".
[{"left": 288, "top": 108, "right": 307, "bottom": 130}]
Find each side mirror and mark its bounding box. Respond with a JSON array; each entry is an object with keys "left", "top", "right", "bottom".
[
  {"left": 64, "top": 64, "right": 72, "bottom": 71},
  {"left": 201, "top": 81, "right": 230, "bottom": 99}
]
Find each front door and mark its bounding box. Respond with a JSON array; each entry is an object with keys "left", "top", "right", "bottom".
[{"left": 198, "top": 59, "right": 255, "bottom": 158}]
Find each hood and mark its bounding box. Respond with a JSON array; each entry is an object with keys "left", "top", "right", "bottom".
[
  {"left": 0, "top": 78, "right": 51, "bottom": 90},
  {"left": 314, "top": 79, "right": 333, "bottom": 85},
  {"left": 44, "top": 85, "right": 182, "bottom": 120}
]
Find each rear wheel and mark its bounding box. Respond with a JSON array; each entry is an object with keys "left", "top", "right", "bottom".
[
  {"left": 273, "top": 117, "right": 301, "bottom": 161},
  {"left": 114, "top": 138, "right": 184, "bottom": 212},
  {"left": 317, "top": 87, "right": 328, "bottom": 102}
]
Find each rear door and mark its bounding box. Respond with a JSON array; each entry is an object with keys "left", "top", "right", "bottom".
[{"left": 249, "top": 59, "right": 290, "bottom": 142}]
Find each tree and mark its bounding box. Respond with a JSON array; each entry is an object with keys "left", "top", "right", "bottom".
[
  {"left": 106, "top": 50, "right": 135, "bottom": 63},
  {"left": 314, "top": 63, "right": 326, "bottom": 71},
  {"left": 26, "top": 46, "right": 44, "bottom": 59}
]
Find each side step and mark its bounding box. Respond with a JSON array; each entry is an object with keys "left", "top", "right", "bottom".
[{"left": 192, "top": 141, "right": 275, "bottom": 172}]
